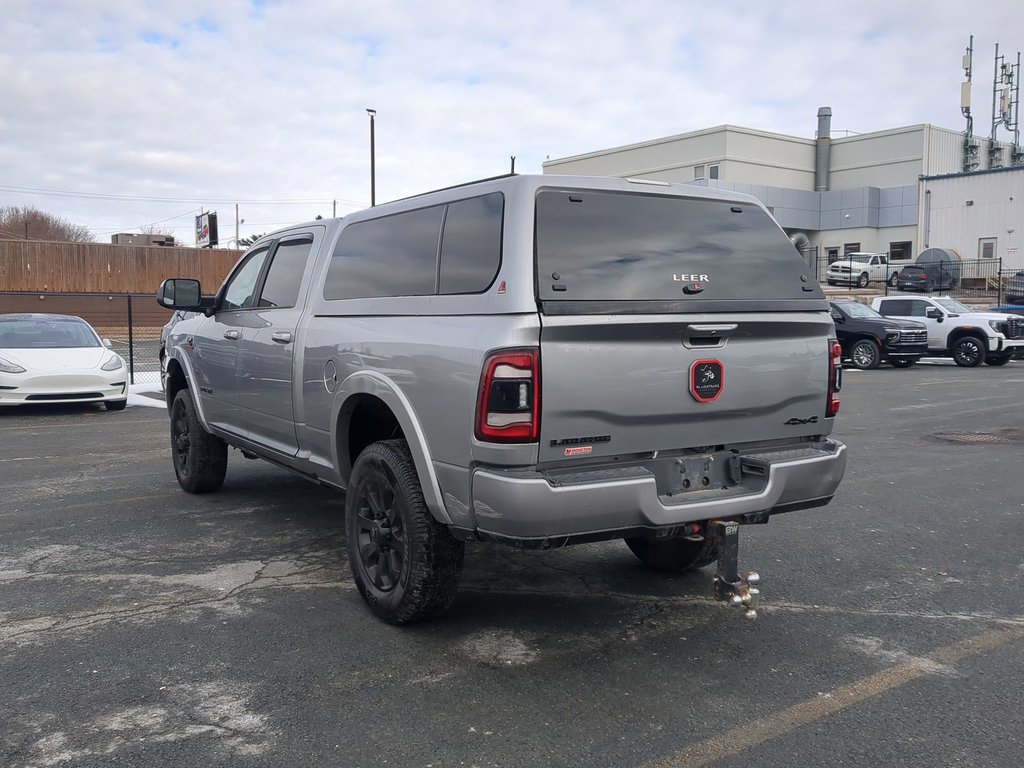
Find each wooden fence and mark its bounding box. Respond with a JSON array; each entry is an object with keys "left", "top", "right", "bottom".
[{"left": 0, "top": 238, "right": 240, "bottom": 294}]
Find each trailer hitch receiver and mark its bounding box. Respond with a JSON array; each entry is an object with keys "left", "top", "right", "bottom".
[{"left": 711, "top": 520, "right": 761, "bottom": 619}]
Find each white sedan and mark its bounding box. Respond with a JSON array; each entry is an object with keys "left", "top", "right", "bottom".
[{"left": 0, "top": 313, "right": 129, "bottom": 410}]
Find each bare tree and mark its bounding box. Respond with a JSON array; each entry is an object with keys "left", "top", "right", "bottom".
[
  {"left": 237, "top": 233, "right": 266, "bottom": 248},
  {"left": 0, "top": 205, "right": 94, "bottom": 242},
  {"left": 138, "top": 223, "right": 176, "bottom": 237}
]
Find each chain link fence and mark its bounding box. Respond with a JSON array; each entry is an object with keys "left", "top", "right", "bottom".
[{"left": 0, "top": 292, "right": 167, "bottom": 385}]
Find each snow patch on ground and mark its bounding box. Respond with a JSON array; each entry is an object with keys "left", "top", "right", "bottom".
[{"left": 127, "top": 383, "right": 165, "bottom": 409}]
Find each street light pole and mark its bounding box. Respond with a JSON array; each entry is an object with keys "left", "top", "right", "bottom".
[{"left": 366, "top": 108, "right": 376, "bottom": 207}]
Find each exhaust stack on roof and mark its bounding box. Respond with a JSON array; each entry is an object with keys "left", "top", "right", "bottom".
[{"left": 815, "top": 107, "right": 832, "bottom": 192}]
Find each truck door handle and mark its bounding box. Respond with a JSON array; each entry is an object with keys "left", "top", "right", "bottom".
[
  {"left": 222, "top": 330, "right": 241, "bottom": 340},
  {"left": 271, "top": 332, "right": 293, "bottom": 344}
]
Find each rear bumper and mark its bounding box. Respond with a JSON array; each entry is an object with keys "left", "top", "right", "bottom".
[{"left": 469, "top": 438, "right": 847, "bottom": 543}]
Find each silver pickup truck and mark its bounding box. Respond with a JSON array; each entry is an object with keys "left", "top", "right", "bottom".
[{"left": 158, "top": 174, "right": 847, "bottom": 624}]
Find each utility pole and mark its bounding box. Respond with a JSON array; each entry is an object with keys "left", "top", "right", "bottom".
[{"left": 235, "top": 203, "right": 240, "bottom": 249}]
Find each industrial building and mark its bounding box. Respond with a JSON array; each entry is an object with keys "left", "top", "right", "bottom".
[{"left": 542, "top": 108, "right": 1024, "bottom": 270}]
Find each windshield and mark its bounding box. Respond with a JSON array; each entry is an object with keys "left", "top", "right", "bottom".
[
  {"left": 535, "top": 189, "right": 819, "bottom": 302},
  {"left": 935, "top": 298, "right": 971, "bottom": 314},
  {"left": 0, "top": 317, "right": 100, "bottom": 349},
  {"left": 836, "top": 302, "right": 882, "bottom": 319}
]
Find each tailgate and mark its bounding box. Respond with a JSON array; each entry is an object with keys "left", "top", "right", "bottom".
[{"left": 538, "top": 312, "right": 833, "bottom": 463}]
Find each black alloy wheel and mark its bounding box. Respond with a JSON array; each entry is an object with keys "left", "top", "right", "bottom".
[
  {"left": 169, "top": 389, "right": 228, "bottom": 493},
  {"left": 345, "top": 440, "right": 464, "bottom": 624},
  {"left": 352, "top": 473, "right": 408, "bottom": 594},
  {"left": 951, "top": 336, "right": 986, "bottom": 367},
  {"left": 849, "top": 339, "right": 881, "bottom": 370},
  {"left": 159, "top": 350, "right": 168, "bottom": 392}
]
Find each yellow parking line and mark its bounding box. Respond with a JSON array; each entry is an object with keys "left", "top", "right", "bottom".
[{"left": 644, "top": 626, "right": 1024, "bottom": 768}]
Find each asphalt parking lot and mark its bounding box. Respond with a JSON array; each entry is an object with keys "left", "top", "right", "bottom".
[{"left": 2, "top": 363, "right": 1023, "bottom": 768}]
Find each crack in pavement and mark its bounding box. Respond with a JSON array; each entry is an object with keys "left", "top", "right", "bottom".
[{"left": 0, "top": 558, "right": 349, "bottom": 646}]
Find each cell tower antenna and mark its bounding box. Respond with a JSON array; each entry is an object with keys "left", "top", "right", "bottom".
[{"left": 961, "top": 35, "right": 978, "bottom": 172}]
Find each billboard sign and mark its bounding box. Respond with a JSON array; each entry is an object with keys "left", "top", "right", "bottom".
[{"left": 195, "top": 212, "right": 219, "bottom": 248}]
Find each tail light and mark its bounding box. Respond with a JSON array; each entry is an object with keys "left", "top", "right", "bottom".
[
  {"left": 475, "top": 348, "right": 540, "bottom": 442},
  {"left": 827, "top": 339, "right": 842, "bottom": 417}
]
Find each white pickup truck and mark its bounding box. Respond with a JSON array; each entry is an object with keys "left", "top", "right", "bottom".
[
  {"left": 872, "top": 295, "right": 1024, "bottom": 367},
  {"left": 827, "top": 253, "right": 900, "bottom": 288}
]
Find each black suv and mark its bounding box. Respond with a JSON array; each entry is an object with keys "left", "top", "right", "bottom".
[
  {"left": 829, "top": 300, "right": 929, "bottom": 369},
  {"left": 1006, "top": 271, "right": 1024, "bottom": 304},
  {"left": 895, "top": 264, "right": 958, "bottom": 292}
]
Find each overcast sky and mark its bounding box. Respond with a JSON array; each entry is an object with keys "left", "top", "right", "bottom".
[{"left": 1, "top": 0, "right": 1020, "bottom": 245}]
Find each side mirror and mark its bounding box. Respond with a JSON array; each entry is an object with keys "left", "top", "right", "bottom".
[
  {"left": 103, "top": 339, "right": 112, "bottom": 349},
  {"left": 832, "top": 314, "right": 845, "bottom": 324},
  {"left": 926, "top": 307, "right": 943, "bottom": 321},
  {"left": 157, "top": 278, "right": 213, "bottom": 311}
]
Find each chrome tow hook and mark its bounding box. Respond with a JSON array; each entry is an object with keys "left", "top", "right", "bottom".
[{"left": 711, "top": 520, "right": 762, "bottom": 620}]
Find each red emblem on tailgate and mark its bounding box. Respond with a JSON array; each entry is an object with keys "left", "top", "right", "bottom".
[{"left": 689, "top": 359, "right": 724, "bottom": 403}]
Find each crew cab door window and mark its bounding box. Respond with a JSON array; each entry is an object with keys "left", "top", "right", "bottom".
[
  {"left": 906, "top": 300, "right": 930, "bottom": 317},
  {"left": 223, "top": 246, "right": 272, "bottom": 311},
  {"left": 258, "top": 236, "right": 314, "bottom": 308}
]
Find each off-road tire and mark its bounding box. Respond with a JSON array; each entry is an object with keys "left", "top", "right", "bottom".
[
  {"left": 170, "top": 389, "right": 228, "bottom": 493},
  {"left": 887, "top": 272, "right": 899, "bottom": 287},
  {"left": 889, "top": 357, "right": 917, "bottom": 368},
  {"left": 857, "top": 272, "right": 869, "bottom": 288},
  {"left": 346, "top": 439, "right": 464, "bottom": 624},
  {"left": 984, "top": 355, "right": 1010, "bottom": 366},
  {"left": 105, "top": 399, "right": 128, "bottom": 411},
  {"left": 951, "top": 336, "right": 986, "bottom": 368},
  {"left": 624, "top": 534, "right": 719, "bottom": 573},
  {"left": 849, "top": 339, "right": 881, "bottom": 370}
]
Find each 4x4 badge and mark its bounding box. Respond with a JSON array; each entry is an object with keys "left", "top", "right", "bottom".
[
  {"left": 689, "top": 359, "right": 723, "bottom": 403},
  {"left": 784, "top": 416, "right": 819, "bottom": 425}
]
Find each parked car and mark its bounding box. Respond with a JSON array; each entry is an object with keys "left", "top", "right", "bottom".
[
  {"left": 158, "top": 174, "right": 847, "bottom": 624},
  {"left": 872, "top": 295, "right": 1024, "bottom": 367},
  {"left": 829, "top": 300, "right": 928, "bottom": 369},
  {"left": 826, "top": 252, "right": 899, "bottom": 288},
  {"left": 895, "top": 264, "right": 958, "bottom": 292},
  {"left": 159, "top": 309, "right": 197, "bottom": 391},
  {"left": 0, "top": 313, "right": 128, "bottom": 409},
  {"left": 1005, "top": 271, "right": 1024, "bottom": 304}
]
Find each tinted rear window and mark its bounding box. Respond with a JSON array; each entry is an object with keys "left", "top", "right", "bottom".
[
  {"left": 324, "top": 206, "right": 442, "bottom": 300},
  {"left": 439, "top": 193, "right": 503, "bottom": 294},
  {"left": 535, "top": 189, "right": 819, "bottom": 301},
  {"left": 259, "top": 236, "right": 313, "bottom": 308}
]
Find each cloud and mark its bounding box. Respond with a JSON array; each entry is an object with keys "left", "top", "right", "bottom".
[{"left": 0, "top": 0, "right": 1020, "bottom": 243}]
